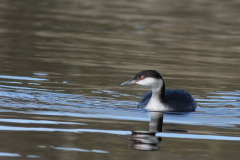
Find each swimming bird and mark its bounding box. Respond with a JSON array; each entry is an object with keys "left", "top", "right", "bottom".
[{"left": 121, "top": 70, "right": 197, "bottom": 112}]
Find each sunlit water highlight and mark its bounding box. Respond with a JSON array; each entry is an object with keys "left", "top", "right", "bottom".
[{"left": 0, "top": 75, "right": 239, "bottom": 132}]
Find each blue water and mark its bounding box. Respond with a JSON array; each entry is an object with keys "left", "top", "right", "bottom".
[{"left": 0, "top": 75, "right": 239, "bottom": 142}]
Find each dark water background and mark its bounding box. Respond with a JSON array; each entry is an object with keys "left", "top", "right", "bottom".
[{"left": 0, "top": 0, "right": 240, "bottom": 159}]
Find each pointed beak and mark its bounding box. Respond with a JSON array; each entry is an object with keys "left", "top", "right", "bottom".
[{"left": 121, "top": 79, "right": 137, "bottom": 85}]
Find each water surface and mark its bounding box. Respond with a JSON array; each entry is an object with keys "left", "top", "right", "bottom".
[{"left": 0, "top": 0, "right": 240, "bottom": 159}]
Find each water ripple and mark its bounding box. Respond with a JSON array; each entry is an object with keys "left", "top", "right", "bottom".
[
  {"left": 0, "top": 125, "right": 239, "bottom": 141},
  {"left": 0, "top": 75, "right": 48, "bottom": 81}
]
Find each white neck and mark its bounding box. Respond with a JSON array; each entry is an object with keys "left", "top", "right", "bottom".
[
  {"left": 145, "top": 91, "right": 166, "bottom": 111},
  {"left": 136, "top": 78, "right": 166, "bottom": 111}
]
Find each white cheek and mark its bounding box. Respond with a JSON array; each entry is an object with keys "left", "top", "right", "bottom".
[{"left": 136, "top": 77, "right": 156, "bottom": 87}]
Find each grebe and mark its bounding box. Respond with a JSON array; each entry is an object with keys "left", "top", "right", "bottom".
[{"left": 121, "top": 70, "right": 197, "bottom": 112}]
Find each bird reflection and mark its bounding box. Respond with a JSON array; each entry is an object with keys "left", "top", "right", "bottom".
[{"left": 129, "top": 112, "right": 163, "bottom": 151}]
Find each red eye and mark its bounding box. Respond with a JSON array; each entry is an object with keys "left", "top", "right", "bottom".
[{"left": 139, "top": 76, "right": 145, "bottom": 80}]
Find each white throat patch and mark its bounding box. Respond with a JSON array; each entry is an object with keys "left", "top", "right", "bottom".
[{"left": 136, "top": 77, "right": 166, "bottom": 111}]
